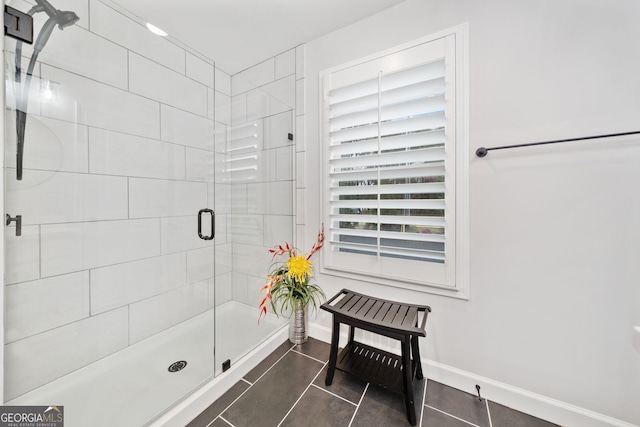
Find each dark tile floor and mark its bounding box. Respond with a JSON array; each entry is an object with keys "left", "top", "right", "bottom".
[{"left": 187, "top": 338, "right": 560, "bottom": 427}]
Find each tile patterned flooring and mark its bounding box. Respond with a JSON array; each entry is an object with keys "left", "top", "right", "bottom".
[{"left": 187, "top": 338, "right": 560, "bottom": 427}]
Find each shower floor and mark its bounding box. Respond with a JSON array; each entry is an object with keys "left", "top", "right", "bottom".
[{"left": 6, "top": 301, "right": 285, "bottom": 427}]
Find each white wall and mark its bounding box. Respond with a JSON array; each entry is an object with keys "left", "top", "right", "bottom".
[{"left": 303, "top": 0, "right": 640, "bottom": 425}]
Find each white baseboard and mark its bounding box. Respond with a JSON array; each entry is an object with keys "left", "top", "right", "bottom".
[
  {"left": 308, "top": 322, "right": 635, "bottom": 427},
  {"left": 149, "top": 327, "right": 289, "bottom": 427}
]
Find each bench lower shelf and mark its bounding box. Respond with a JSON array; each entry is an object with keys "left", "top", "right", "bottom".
[{"left": 336, "top": 341, "right": 410, "bottom": 395}]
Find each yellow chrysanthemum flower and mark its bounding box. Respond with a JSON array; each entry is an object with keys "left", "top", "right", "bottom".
[{"left": 286, "top": 255, "right": 313, "bottom": 283}]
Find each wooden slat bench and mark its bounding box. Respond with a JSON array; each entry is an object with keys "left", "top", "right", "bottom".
[{"left": 321, "top": 289, "right": 431, "bottom": 426}]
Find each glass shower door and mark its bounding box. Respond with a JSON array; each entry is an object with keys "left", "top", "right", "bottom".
[
  {"left": 213, "top": 59, "right": 296, "bottom": 373},
  {"left": 3, "top": 0, "right": 216, "bottom": 425}
]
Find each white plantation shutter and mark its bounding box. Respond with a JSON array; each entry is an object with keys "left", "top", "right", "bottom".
[{"left": 321, "top": 33, "right": 465, "bottom": 291}]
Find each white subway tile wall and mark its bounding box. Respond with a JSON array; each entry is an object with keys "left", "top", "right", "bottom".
[
  {"left": 40, "top": 219, "right": 162, "bottom": 277},
  {"left": 128, "top": 178, "right": 208, "bottom": 218},
  {"left": 89, "top": 0, "right": 186, "bottom": 74},
  {"left": 89, "top": 127, "right": 186, "bottom": 180},
  {"left": 296, "top": 78, "right": 306, "bottom": 115},
  {"left": 216, "top": 92, "right": 232, "bottom": 125},
  {"left": 187, "top": 247, "right": 216, "bottom": 285},
  {"left": 295, "top": 114, "right": 306, "bottom": 153},
  {"left": 6, "top": 170, "right": 129, "bottom": 224},
  {"left": 232, "top": 243, "right": 267, "bottom": 283},
  {"left": 214, "top": 67, "right": 234, "bottom": 313},
  {"left": 3, "top": 0, "right": 297, "bottom": 402},
  {"left": 129, "top": 52, "right": 208, "bottom": 116},
  {"left": 187, "top": 52, "right": 215, "bottom": 88},
  {"left": 186, "top": 148, "right": 215, "bottom": 182},
  {"left": 227, "top": 51, "right": 296, "bottom": 306},
  {"left": 232, "top": 58, "right": 275, "bottom": 95},
  {"left": 90, "top": 253, "right": 187, "bottom": 315},
  {"left": 214, "top": 273, "right": 232, "bottom": 306},
  {"left": 296, "top": 188, "right": 306, "bottom": 226},
  {"left": 161, "top": 216, "right": 214, "bottom": 254},
  {"left": 4, "top": 225, "right": 40, "bottom": 285},
  {"left": 161, "top": 104, "right": 215, "bottom": 150},
  {"left": 295, "top": 44, "right": 307, "bottom": 251},
  {"left": 128, "top": 281, "right": 209, "bottom": 344},
  {"left": 4, "top": 49, "right": 42, "bottom": 115},
  {"left": 265, "top": 111, "right": 293, "bottom": 149},
  {"left": 216, "top": 68, "right": 232, "bottom": 96},
  {"left": 275, "top": 49, "right": 296, "bottom": 80},
  {"left": 4, "top": 307, "right": 129, "bottom": 400},
  {"left": 246, "top": 85, "right": 292, "bottom": 121},
  {"left": 208, "top": 87, "right": 216, "bottom": 120},
  {"left": 215, "top": 243, "right": 233, "bottom": 277},
  {"left": 37, "top": 26, "right": 129, "bottom": 89},
  {"left": 4, "top": 113, "right": 89, "bottom": 173},
  {"left": 207, "top": 277, "right": 217, "bottom": 307},
  {"left": 5, "top": 271, "right": 90, "bottom": 343},
  {"left": 231, "top": 92, "right": 248, "bottom": 124},
  {"left": 262, "top": 75, "right": 296, "bottom": 109},
  {"left": 2, "top": 0, "right": 217, "bottom": 400},
  {"left": 41, "top": 65, "right": 162, "bottom": 139},
  {"left": 264, "top": 215, "right": 294, "bottom": 247},
  {"left": 230, "top": 214, "right": 264, "bottom": 246}
]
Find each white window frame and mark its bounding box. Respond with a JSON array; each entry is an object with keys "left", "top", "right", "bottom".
[{"left": 319, "top": 24, "right": 469, "bottom": 299}]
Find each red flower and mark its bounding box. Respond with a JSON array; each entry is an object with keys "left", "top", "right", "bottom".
[{"left": 259, "top": 225, "right": 325, "bottom": 323}]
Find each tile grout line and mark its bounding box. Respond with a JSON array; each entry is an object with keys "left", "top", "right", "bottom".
[
  {"left": 291, "top": 348, "right": 328, "bottom": 364},
  {"left": 275, "top": 360, "right": 328, "bottom": 427},
  {"left": 216, "top": 415, "right": 234, "bottom": 427},
  {"left": 310, "top": 383, "right": 358, "bottom": 407},
  {"left": 347, "top": 382, "right": 369, "bottom": 427},
  {"left": 425, "top": 404, "right": 481, "bottom": 427},
  {"left": 419, "top": 377, "right": 429, "bottom": 427},
  {"left": 250, "top": 343, "right": 296, "bottom": 384},
  {"left": 207, "top": 342, "right": 295, "bottom": 426},
  {"left": 195, "top": 344, "right": 554, "bottom": 427},
  {"left": 486, "top": 399, "right": 494, "bottom": 427}
]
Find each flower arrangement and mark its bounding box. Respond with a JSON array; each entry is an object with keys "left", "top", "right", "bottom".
[{"left": 259, "top": 226, "right": 326, "bottom": 322}]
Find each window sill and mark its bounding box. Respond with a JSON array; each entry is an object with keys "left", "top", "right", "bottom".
[{"left": 320, "top": 264, "right": 469, "bottom": 300}]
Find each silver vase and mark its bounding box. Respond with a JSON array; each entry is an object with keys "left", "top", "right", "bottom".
[{"left": 289, "top": 300, "right": 308, "bottom": 344}]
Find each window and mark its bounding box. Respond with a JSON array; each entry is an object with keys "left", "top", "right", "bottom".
[{"left": 320, "top": 26, "right": 469, "bottom": 297}]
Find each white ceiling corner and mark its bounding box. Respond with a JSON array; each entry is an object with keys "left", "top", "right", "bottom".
[{"left": 110, "top": 0, "right": 406, "bottom": 75}]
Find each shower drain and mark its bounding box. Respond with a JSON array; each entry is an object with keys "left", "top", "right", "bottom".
[{"left": 168, "top": 361, "right": 187, "bottom": 373}]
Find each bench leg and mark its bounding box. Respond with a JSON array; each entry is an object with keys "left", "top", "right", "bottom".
[
  {"left": 411, "top": 334, "right": 423, "bottom": 380},
  {"left": 401, "top": 338, "right": 417, "bottom": 426},
  {"left": 325, "top": 319, "right": 340, "bottom": 386}
]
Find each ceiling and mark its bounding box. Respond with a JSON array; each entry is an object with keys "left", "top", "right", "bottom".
[{"left": 110, "top": 0, "right": 406, "bottom": 75}]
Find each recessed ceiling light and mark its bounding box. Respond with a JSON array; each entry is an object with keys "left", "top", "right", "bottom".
[{"left": 146, "top": 22, "right": 168, "bottom": 37}]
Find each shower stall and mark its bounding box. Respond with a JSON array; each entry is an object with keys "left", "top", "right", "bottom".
[{"left": 2, "top": 0, "right": 296, "bottom": 425}]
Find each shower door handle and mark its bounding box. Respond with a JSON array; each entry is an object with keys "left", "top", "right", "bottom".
[
  {"left": 198, "top": 209, "right": 214, "bottom": 240},
  {"left": 6, "top": 214, "right": 22, "bottom": 237}
]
